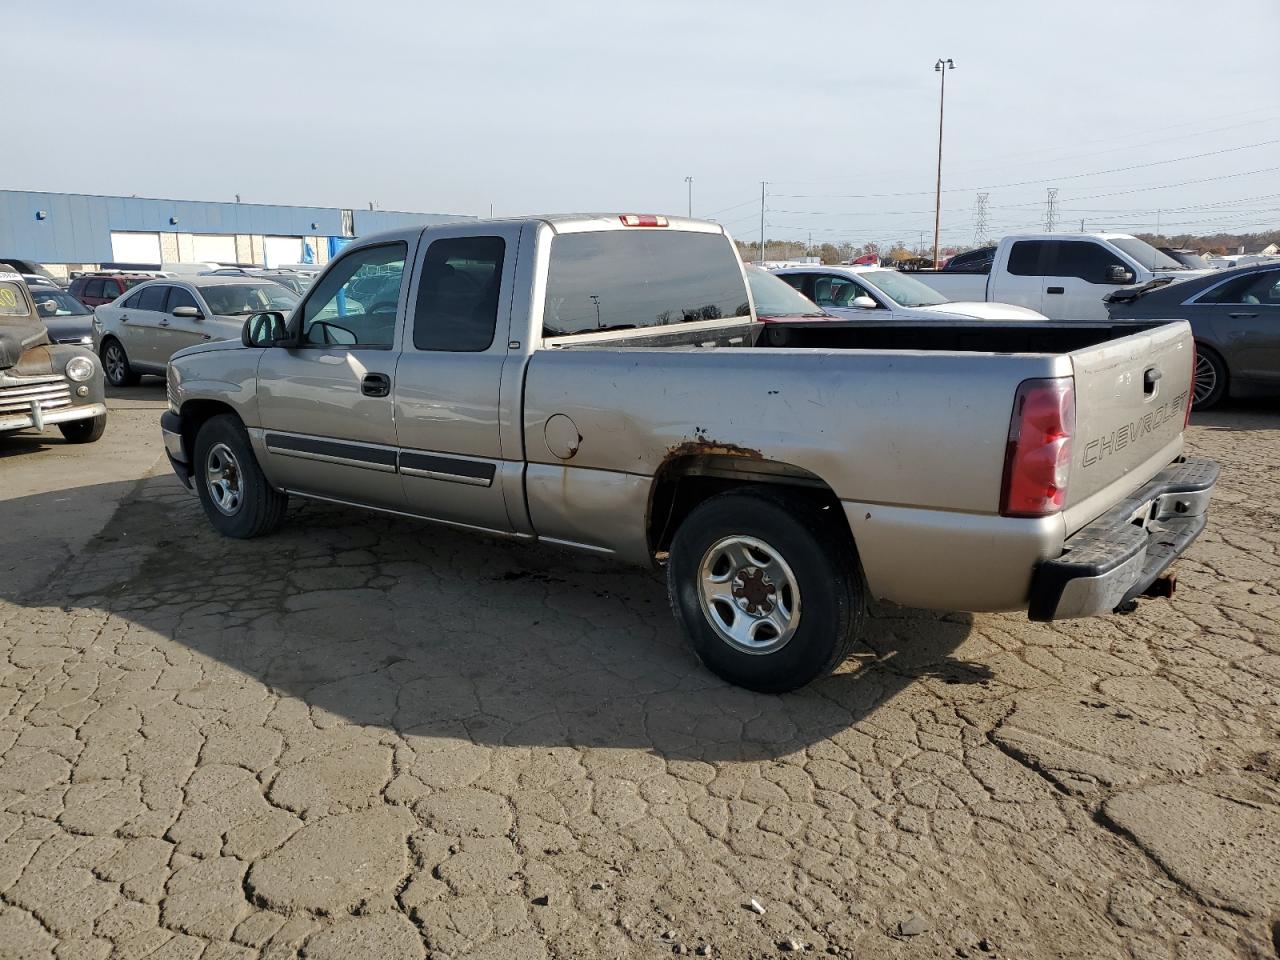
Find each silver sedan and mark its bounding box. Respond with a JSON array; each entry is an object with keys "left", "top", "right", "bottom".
[{"left": 92, "top": 277, "right": 298, "bottom": 385}]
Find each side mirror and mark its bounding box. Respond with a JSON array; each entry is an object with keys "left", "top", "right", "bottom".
[
  {"left": 172, "top": 305, "right": 203, "bottom": 319},
  {"left": 1105, "top": 265, "right": 1136, "bottom": 284},
  {"left": 850, "top": 295, "right": 878, "bottom": 309},
  {"left": 242, "top": 311, "right": 289, "bottom": 348}
]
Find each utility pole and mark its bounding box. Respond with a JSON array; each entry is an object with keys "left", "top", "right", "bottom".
[
  {"left": 1044, "top": 188, "right": 1059, "bottom": 233},
  {"left": 590, "top": 295, "right": 601, "bottom": 329},
  {"left": 1080, "top": 218, "right": 1086, "bottom": 232},
  {"left": 759, "top": 180, "right": 767, "bottom": 263},
  {"left": 1156, "top": 209, "right": 1162, "bottom": 237},
  {"left": 489, "top": 203, "right": 494, "bottom": 219},
  {"left": 684, "top": 177, "right": 693, "bottom": 218},
  {"left": 932, "top": 58, "right": 954, "bottom": 268},
  {"left": 973, "top": 192, "right": 990, "bottom": 246}
]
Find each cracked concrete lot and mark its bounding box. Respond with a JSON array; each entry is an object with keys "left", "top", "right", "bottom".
[{"left": 1, "top": 392, "right": 1278, "bottom": 960}]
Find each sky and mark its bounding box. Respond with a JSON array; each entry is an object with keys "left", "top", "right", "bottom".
[{"left": 11, "top": 0, "right": 1280, "bottom": 249}]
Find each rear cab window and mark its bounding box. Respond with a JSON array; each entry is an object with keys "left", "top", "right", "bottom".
[
  {"left": 542, "top": 229, "right": 749, "bottom": 339},
  {"left": 413, "top": 236, "right": 505, "bottom": 352}
]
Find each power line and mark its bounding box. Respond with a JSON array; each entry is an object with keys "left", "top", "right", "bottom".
[
  {"left": 770, "top": 138, "right": 1280, "bottom": 201},
  {"left": 768, "top": 107, "right": 1280, "bottom": 187}
]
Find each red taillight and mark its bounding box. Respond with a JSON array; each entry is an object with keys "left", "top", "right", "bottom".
[
  {"left": 619, "top": 214, "right": 668, "bottom": 227},
  {"left": 1185, "top": 341, "right": 1196, "bottom": 427},
  {"left": 1000, "top": 377, "right": 1075, "bottom": 518}
]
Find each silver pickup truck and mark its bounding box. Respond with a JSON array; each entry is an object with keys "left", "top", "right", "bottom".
[{"left": 161, "top": 214, "right": 1219, "bottom": 692}]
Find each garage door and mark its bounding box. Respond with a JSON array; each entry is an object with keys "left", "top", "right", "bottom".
[
  {"left": 192, "top": 234, "right": 237, "bottom": 264},
  {"left": 264, "top": 236, "right": 302, "bottom": 268},
  {"left": 110, "top": 232, "right": 161, "bottom": 264}
]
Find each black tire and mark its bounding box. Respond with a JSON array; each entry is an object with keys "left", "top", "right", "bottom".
[
  {"left": 100, "top": 337, "right": 140, "bottom": 387},
  {"left": 58, "top": 413, "right": 107, "bottom": 444},
  {"left": 666, "top": 487, "right": 866, "bottom": 693},
  {"left": 192, "top": 414, "right": 288, "bottom": 539},
  {"left": 1192, "top": 344, "right": 1228, "bottom": 411}
]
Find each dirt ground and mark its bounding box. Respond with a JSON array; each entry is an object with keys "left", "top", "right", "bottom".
[{"left": 1, "top": 391, "right": 1277, "bottom": 960}]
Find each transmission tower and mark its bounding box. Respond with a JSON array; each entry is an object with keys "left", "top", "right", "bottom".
[
  {"left": 973, "top": 193, "right": 990, "bottom": 246},
  {"left": 1044, "top": 188, "right": 1059, "bottom": 233}
]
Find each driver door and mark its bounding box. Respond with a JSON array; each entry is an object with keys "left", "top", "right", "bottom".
[{"left": 253, "top": 240, "right": 413, "bottom": 511}]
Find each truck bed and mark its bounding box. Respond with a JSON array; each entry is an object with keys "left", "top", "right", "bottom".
[{"left": 551, "top": 317, "right": 1164, "bottom": 355}]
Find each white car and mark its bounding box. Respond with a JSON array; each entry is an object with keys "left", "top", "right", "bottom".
[{"left": 771, "top": 265, "right": 1047, "bottom": 322}]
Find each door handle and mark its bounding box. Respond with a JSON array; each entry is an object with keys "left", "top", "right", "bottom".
[
  {"left": 1229, "top": 312, "right": 1258, "bottom": 319},
  {"left": 1143, "top": 367, "right": 1162, "bottom": 395},
  {"left": 159, "top": 320, "right": 170, "bottom": 327},
  {"left": 120, "top": 315, "right": 129, "bottom": 323},
  {"left": 361, "top": 373, "right": 391, "bottom": 397},
  {"left": 1047, "top": 286, "right": 1065, "bottom": 295}
]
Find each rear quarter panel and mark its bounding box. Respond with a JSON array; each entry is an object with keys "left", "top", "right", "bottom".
[{"left": 523, "top": 345, "right": 1068, "bottom": 584}]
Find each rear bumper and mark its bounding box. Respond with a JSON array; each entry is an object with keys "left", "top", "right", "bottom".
[
  {"left": 1028, "top": 456, "right": 1219, "bottom": 621},
  {"left": 161, "top": 410, "right": 192, "bottom": 489}
]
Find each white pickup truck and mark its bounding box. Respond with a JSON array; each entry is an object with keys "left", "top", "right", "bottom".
[{"left": 916, "top": 234, "right": 1212, "bottom": 320}]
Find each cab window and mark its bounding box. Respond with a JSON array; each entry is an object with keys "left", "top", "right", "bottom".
[
  {"left": 301, "top": 243, "right": 406, "bottom": 348},
  {"left": 412, "top": 236, "right": 505, "bottom": 352}
]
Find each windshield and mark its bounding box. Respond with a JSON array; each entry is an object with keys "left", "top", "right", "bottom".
[
  {"left": 199, "top": 283, "right": 300, "bottom": 316},
  {"left": 0, "top": 280, "right": 31, "bottom": 318},
  {"left": 858, "top": 269, "right": 949, "bottom": 307},
  {"left": 748, "top": 268, "right": 824, "bottom": 317},
  {"left": 1110, "top": 237, "right": 1185, "bottom": 271},
  {"left": 33, "top": 289, "right": 91, "bottom": 317}
]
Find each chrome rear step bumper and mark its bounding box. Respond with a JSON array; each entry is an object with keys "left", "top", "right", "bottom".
[{"left": 1028, "top": 456, "right": 1219, "bottom": 621}]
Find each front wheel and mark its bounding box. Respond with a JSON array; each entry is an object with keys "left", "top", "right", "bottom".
[
  {"left": 100, "top": 338, "right": 139, "bottom": 387},
  {"left": 1192, "top": 344, "right": 1227, "bottom": 411},
  {"left": 58, "top": 413, "right": 107, "bottom": 444},
  {"left": 192, "top": 414, "right": 289, "bottom": 538},
  {"left": 666, "top": 487, "right": 866, "bottom": 692}
]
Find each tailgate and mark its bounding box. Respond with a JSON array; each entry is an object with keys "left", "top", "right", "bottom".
[{"left": 1065, "top": 321, "right": 1193, "bottom": 531}]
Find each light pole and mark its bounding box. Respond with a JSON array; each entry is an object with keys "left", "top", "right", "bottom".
[
  {"left": 932, "top": 58, "right": 954, "bottom": 269},
  {"left": 684, "top": 176, "right": 693, "bottom": 218}
]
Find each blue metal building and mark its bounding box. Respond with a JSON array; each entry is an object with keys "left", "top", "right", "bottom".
[{"left": 0, "top": 190, "right": 471, "bottom": 268}]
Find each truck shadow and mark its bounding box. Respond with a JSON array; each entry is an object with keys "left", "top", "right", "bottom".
[{"left": 9, "top": 476, "right": 985, "bottom": 762}]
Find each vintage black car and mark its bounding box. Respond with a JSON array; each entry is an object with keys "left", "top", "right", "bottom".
[{"left": 0, "top": 272, "right": 107, "bottom": 443}]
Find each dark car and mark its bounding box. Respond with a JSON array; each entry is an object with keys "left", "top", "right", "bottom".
[
  {"left": 1105, "top": 263, "right": 1280, "bottom": 410},
  {"left": 0, "top": 258, "right": 64, "bottom": 287},
  {"left": 30, "top": 287, "right": 95, "bottom": 345},
  {"left": 1158, "top": 247, "right": 1212, "bottom": 270},
  {"left": 942, "top": 245, "right": 996, "bottom": 273},
  {"left": 69, "top": 273, "right": 154, "bottom": 308}
]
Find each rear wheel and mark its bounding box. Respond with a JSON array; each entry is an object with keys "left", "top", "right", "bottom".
[
  {"left": 192, "top": 414, "right": 288, "bottom": 538},
  {"left": 666, "top": 487, "right": 865, "bottom": 692},
  {"left": 100, "top": 338, "right": 139, "bottom": 387},
  {"left": 1192, "top": 344, "right": 1227, "bottom": 411},
  {"left": 58, "top": 413, "right": 107, "bottom": 444}
]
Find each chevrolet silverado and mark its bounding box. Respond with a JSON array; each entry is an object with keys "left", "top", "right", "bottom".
[{"left": 161, "top": 215, "right": 1218, "bottom": 691}]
